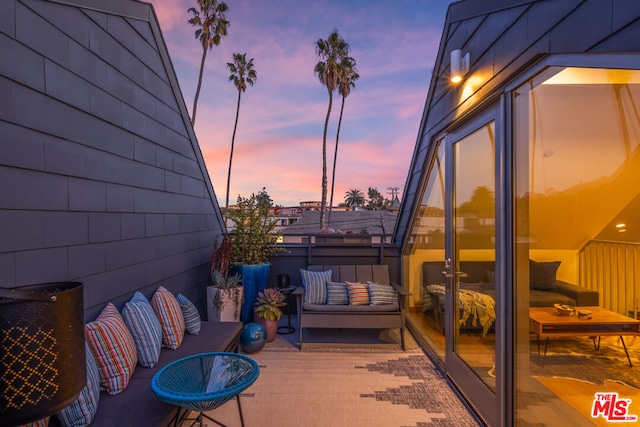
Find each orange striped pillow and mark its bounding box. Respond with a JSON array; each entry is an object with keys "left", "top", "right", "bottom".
[
  {"left": 151, "top": 286, "right": 185, "bottom": 350},
  {"left": 85, "top": 303, "right": 138, "bottom": 395},
  {"left": 345, "top": 281, "right": 369, "bottom": 306}
]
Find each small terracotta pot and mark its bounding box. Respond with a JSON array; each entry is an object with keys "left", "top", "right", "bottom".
[{"left": 253, "top": 312, "right": 278, "bottom": 342}]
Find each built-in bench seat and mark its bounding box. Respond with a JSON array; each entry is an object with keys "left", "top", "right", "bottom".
[
  {"left": 87, "top": 321, "right": 242, "bottom": 427},
  {"left": 49, "top": 301, "right": 242, "bottom": 427},
  {"left": 294, "top": 264, "right": 410, "bottom": 350}
]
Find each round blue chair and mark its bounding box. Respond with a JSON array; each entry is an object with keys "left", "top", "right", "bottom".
[{"left": 151, "top": 352, "right": 260, "bottom": 427}]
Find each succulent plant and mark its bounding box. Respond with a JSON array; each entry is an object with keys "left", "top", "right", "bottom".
[{"left": 253, "top": 288, "right": 286, "bottom": 321}]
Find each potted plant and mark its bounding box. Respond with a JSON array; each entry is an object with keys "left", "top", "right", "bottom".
[
  {"left": 207, "top": 234, "right": 243, "bottom": 322},
  {"left": 253, "top": 288, "right": 286, "bottom": 342},
  {"left": 227, "top": 189, "right": 286, "bottom": 323}
]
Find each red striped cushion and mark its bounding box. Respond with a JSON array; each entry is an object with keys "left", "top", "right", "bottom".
[
  {"left": 85, "top": 303, "right": 138, "bottom": 395},
  {"left": 346, "top": 281, "right": 370, "bottom": 306},
  {"left": 151, "top": 286, "right": 185, "bottom": 350}
]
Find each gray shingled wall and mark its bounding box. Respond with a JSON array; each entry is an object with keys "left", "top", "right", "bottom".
[
  {"left": 396, "top": 0, "right": 640, "bottom": 247},
  {"left": 0, "top": 0, "right": 224, "bottom": 320}
]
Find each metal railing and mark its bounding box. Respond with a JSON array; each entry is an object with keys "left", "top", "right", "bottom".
[{"left": 266, "top": 233, "right": 401, "bottom": 289}]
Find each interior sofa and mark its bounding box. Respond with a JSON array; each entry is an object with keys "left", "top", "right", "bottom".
[
  {"left": 294, "top": 264, "right": 411, "bottom": 350},
  {"left": 48, "top": 288, "right": 242, "bottom": 427},
  {"left": 422, "top": 260, "right": 599, "bottom": 334}
]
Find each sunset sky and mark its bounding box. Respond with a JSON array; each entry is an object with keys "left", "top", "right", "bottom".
[{"left": 149, "top": 0, "right": 449, "bottom": 207}]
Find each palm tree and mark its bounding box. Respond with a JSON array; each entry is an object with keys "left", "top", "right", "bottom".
[
  {"left": 225, "top": 52, "right": 257, "bottom": 209},
  {"left": 328, "top": 56, "right": 359, "bottom": 226},
  {"left": 188, "top": 0, "right": 229, "bottom": 126},
  {"left": 344, "top": 188, "right": 364, "bottom": 209},
  {"left": 314, "top": 30, "right": 350, "bottom": 230}
]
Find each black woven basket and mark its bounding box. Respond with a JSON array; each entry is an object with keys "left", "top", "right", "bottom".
[{"left": 0, "top": 282, "right": 85, "bottom": 427}]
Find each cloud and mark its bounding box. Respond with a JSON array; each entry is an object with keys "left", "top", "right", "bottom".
[{"left": 148, "top": 0, "right": 447, "bottom": 207}]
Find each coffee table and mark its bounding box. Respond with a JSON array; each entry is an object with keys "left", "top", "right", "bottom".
[{"left": 529, "top": 306, "right": 640, "bottom": 367}]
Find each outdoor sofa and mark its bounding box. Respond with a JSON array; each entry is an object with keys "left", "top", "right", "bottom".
[
  {"left": 48, "top": 288, "right": 242, "bottom": 427},
  {"left": 294, "top": 264, "right": 410, "bottom": 350}
]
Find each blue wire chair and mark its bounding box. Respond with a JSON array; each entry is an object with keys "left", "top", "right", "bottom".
[{"left": 151, "top": 352, "right": 260, "bottom": 427}]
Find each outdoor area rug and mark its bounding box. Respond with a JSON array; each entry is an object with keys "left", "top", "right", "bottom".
[{"left": 189, "top": 350, "right": 479, "bottom": 427}]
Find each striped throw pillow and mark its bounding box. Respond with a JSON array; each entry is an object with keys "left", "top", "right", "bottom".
[
  {"left": 177, "top": 293, "right": 201, "bottom": 335},
  {"left": 18, "top": 418, "right": 49, "bottom": 427},
  {"left": 300, "top": 269, "right": 331, "bottom": 304},
  {"left": 57, "top": 341, "right": 101, "bottom": 426},
  {"left": 85, "top": 303, "right": 138, "bottom": 395},
  {"left": 122, "top": 292, "right": 162, "bottom": 367},
  {"left": 326, "top": 281, "right": 349, "bottom": 305},
  {"left": 346, "top": 281, "right": 369, "bottom": 306},
  {"left": 151, "top": 286, "right": 186, "bottom": 350},
  {"left": 367, "top": 281, "right": 398, "bottom": 305}
]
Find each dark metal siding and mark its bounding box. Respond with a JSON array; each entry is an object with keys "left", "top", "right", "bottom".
[
  {"left": 0, "top": 0, "right": 224, "bottom": 320},
  {"left": 396, "top": 0, "right": 640, "bottom": 250}
]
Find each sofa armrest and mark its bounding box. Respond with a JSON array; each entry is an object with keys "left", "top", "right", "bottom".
[
  {"left": 391, "top": 282, "right": 411, "bottom": 297},
  {"left": 555, "top": 280, "right": 599, "bottom": 306}
]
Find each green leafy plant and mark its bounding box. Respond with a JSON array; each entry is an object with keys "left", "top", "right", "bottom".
[
  {"left": 227, "top": 191, "right": 286, "bottom": 265},
  {"left": 253, "top": 288, "right": 286, "bottom": 321}
]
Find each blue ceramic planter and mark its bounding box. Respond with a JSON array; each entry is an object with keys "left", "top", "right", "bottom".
[{"left": 235, "top": 263, "right": 270, "bottom": 324}]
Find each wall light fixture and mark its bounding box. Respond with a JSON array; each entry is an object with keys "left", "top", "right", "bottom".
[{"left": 451, "top": 49, "right": 470, "bottom": 83}]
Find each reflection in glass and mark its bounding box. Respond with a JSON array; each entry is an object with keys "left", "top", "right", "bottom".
[
  {"left": 514, "top": 67, "right": 640, "bottom": 425},
  {"left": 405, "top": 141, "right": 446, "bottom": 360},
  {"left": 452, "top": 123, "right": 496, "bottom": 393}
]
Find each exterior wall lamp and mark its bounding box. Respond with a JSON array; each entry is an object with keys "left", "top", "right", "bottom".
[{"left": 451, "top": 49, "right": 470, "bottom": 83}]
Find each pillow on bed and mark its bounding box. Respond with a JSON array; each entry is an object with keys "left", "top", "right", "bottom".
[
  {"left": 300, "top": 269, "right": 331, "bottom": 304},
  {"left": 529, "top": 260, "right": 561, "bottom": 291}
]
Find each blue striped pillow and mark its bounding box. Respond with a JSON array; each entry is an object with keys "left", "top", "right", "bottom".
[
  {"left": 122, "top": 292, "right": 162, "bottom": 368},
  {"left": 177, "top": 293, "right": 201, "bottom": 335},
  {"left": 300, "top": 269, "right": 331, "bottom": 304},
  {"left": 367, "top": 281, "right": 398, "bottom": 305},
  {"left": 57, "top": 342, "right": 101, "bottom": 426},
  {"left": 326, "top": 281, "right": 349, "bottom": 305}
]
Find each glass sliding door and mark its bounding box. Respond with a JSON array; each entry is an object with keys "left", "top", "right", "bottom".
[
  {"left": 445, "top": 112, "right": 499, "bottom": 426},
  {"left": 513, "top": 67, "right": 640, "bottom": 425},
  {"left": 404, "top": 141, "right": 447, "bottom": 362}
]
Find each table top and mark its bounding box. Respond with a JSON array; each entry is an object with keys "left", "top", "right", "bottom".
[
  {"left": 529, "top": 306, "right": 640, "bottom": 325},
  {"left": 152, "top": 352, "right": 259, "bottom": 403}
]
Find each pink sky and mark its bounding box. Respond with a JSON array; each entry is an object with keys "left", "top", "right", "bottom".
[{"left": 149, "top": 0, "right": 448, "bottom": 206}]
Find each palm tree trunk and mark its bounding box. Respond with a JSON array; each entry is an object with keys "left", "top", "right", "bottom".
[
  {"left": 320, "top": 90, "right": 333, "bottom": 230},
  {"left": 328, "top": 95, "right": 345, "bottom": 228},
  {"left": 192, "top": 45, "right": 208, "bottom": 126},
  {"left": 226, "top": 90, "right": 242, "bottom": 209}
]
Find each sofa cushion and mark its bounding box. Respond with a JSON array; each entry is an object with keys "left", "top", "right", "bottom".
[
  {"left": 303, "top": 303, "right": 399, "bottom": 312},
  {"left": 151, "top": 286, "right": 185, "bottom": 349},
  {"left": 530, "top": 260, "right": 561, "bottom": 291},
  {"left": 176, "top": 293, "right": 202, "bottom": 335},
  {"left": 300, "top": 269, "right": 331, "bottom": 304},
  {"left": 85, "top": 303, "right": 138, "bottom": 395},
  {"left": 122, "top": 292, "right": 162, "bottom": 368},
  {"left": 367, "top": 282, "right": 397, "bottom": 305},
  {"left": 346, "top": 281, "right": 369, "bottom": 305},
  {"left": 530, "top": 290, "right": 576, "bottom": 307},
  {"left": 56, "top": 342, "right": 101, "bottom": 426},
  {"left": 326, "top": 281, "right": 349, "bottom": 305}
]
